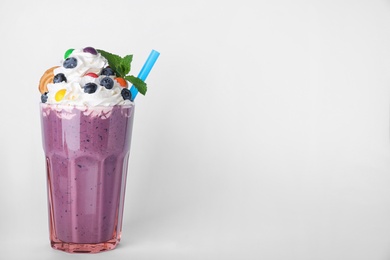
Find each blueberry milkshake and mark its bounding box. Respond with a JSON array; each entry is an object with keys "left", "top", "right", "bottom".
[{"left": 39, "top": 47, "right": 146, "bottom": 253}]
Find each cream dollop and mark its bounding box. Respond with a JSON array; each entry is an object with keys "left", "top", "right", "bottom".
[{"left": 45, "top": 48, "right": 132, "bottom": 106}]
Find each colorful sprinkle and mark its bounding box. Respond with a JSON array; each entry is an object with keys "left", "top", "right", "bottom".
[
  {"left": 55, "top": 89, "right": 67, "bottom": 102},
  {"left": 115, "top": 77, "right": 127, "bottom": 88},
  {"left": 84, "top": 72, "right": 99, "bottom": 78},
  {"left": 64, "top": 49, "right": 74, "bottom": 59},
  {"left": 83, "top": 47, "right": 98, "bottom": 55}
]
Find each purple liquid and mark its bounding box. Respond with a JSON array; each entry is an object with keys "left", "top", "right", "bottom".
[{"left": 40, "top": 104, "right": 134, "bottom": 251}]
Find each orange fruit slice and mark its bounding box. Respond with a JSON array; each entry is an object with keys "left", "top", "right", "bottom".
[{"left": 39, "top": 66, "right": 59, "bottom": 94}]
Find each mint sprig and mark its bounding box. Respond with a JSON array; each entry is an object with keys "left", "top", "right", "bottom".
[
  {"left": 97, "top": 49, "right": 147, "bottom": 95},
  {"left": 124, "top": 75, "right": 147, "bottom": 95}
]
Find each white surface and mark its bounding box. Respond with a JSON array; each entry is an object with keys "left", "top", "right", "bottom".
[{"left": 1, "top": 0, "right": 390, "bottom": 259}]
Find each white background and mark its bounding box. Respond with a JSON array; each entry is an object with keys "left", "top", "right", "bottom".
[{"left": 1, "top": 0, "right": 390, "bottom": 259}]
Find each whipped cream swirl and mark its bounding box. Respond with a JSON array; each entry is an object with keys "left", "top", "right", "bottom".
[{"left": 45, "top": 48, "right": 132, "bottom": 106}]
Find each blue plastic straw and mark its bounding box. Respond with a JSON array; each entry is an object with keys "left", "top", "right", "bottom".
[{"left": 130, "top": 49, "right": 160, "bottom": 101}]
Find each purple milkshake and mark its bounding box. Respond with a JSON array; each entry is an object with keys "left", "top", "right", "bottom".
[
  {"left": 38, "top": 47, "right": 158, "bottom": 253},
  {"left": 41, "top": 104, "right": 134, "bottom": 252}
]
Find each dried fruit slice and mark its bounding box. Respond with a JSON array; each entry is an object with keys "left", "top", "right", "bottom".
[{"left": 39, "top": 66, "right": 59, "bottom": 94}]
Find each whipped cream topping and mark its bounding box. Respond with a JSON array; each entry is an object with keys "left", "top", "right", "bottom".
[{"left": 44, "top": 48, "right": 132, "bottom": 106}]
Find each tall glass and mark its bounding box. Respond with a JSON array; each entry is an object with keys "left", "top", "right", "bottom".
[{"left": 40, "top": 103, "right": 135, "bottom": 253}]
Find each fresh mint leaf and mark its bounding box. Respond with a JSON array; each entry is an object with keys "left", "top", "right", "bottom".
[
  {"left": 124, "top": 75, "right": 147, "bottom": 95},
  {"left": 121, "top": 55, "right": 133, "bottom": 75},
  {"left": 97, "top": 49, "right": 122, "bottom": 76},
  {"left": 98, "top": 49, "right": 147, "bottom": 96},
  {"left": 116, "top": 65, "right": 125, "bottom": 78}
]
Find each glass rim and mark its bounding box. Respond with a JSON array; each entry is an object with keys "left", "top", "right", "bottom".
[{"left": 40, "top": 102, "right": 135, "bottom": 110}]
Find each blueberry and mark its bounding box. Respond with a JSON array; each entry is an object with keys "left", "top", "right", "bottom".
[
  {"left": 101, "top": 67, "right": 115, "bottom": 76},
  {"left": 53, "top": 73, "right": 67, "bottom": 83},
  {"left": 121, "top": 88, "right": 132, "bottom": 101},
  {"left": 83, "top": 47, "right": 98, "bottom": 55},
  {"left": 63, "top": 57, "right": 77, "bottom": 69},
  {"left": 41, "top": 92, "right": 48, "bottom": 103},
  {"left": 83, "top": 83, "right": 98, "bottom": 94},
  {"left": 100, "top": 76, "right": 114, "bottom": 89}
]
